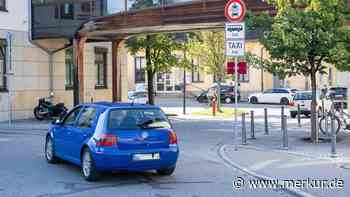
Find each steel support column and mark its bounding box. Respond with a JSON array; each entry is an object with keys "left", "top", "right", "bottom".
[
  {"left": 73, "top": 37, "right": 87, "bottom": 106},
  {"left": 112, "top": 39, "right": 123, "bottom": 102}
]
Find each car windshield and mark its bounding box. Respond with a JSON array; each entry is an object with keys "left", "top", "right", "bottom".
[
  {"left": 329, "top": 88, "right": 347, "bottom": 93},
  {"left": 108, "top": 108, "right": 171, "bottom": 130}
]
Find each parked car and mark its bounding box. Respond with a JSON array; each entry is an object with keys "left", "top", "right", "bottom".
[
  {"left": 290, "top": 91, "right": 331, "bottom": 118},
  {"left": 44, "top": 102, "right": 179, "bottom": 181},
  {"left": 196, "top": 85, "right": 241, "bottom": 104},
  {"left": 128, "top": 91, "right": 148, "bottom": 104},
  {"left": 248, "top": 88, "right": 296, "bottom": 105},
  {"left": 327, "top": 87, "right": 347, "bottom": 109}
]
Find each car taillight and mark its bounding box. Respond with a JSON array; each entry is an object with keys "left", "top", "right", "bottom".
[
  {"left": 95, "top": 134, "right": 117, "bottom": 147},
  {"left": 169, "top": 130, "right": 177, "bottom": 145}
]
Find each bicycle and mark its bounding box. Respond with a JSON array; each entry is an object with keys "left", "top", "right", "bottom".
[{"left": 319, "top": 100, "right": 349, "bottom": 136}]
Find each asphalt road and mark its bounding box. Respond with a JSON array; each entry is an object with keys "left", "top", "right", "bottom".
[
  {"left": 155, "top": 97, "right": 288, "bottom": 109},
  {"left": 0, "top": 119, "right": 294, "bottom": 197}
]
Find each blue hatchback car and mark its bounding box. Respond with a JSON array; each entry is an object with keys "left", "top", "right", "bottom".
[{"left": 44, "top": 102, "right": 179, "bottom": 181}]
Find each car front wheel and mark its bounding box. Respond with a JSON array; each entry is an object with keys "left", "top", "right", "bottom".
[
  {"left": 45, "top": 136, "right": 59, "bottom": 163},
  {"left": 81, "top": 148, "right": 100, "bottom": 181},
  {"left": 157, "top": 166, "right": 176, "bottom": 176}
]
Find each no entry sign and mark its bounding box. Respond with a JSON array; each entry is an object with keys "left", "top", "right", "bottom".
[{"left": 225, "top": 0, "right": 247, "bottom": 22}]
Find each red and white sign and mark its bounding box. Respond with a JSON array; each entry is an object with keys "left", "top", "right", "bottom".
[{"left": 224, "top": 0, "right": 247, "bottom": 22}]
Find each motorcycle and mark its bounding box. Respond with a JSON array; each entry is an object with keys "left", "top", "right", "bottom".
[{"left": 34, "top": 98, "right": 68, "bottom": 120}]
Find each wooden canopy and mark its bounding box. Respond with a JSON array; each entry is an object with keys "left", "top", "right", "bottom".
[{"left": 78, "top": 0, "right": 275, "bottom": 40}]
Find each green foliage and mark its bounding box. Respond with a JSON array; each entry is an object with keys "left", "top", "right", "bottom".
[
  {"left": 248, "top": 0, "right": 350, "bottom": 78},
  {"left": 125, "top": 34, "right": 180, "bottom": 75},
  {"left": 129, "top": 0, "right": 175, "bottom": 10},
  {"left": 187, "top": 31, "right": 226, "bottom": 81}
]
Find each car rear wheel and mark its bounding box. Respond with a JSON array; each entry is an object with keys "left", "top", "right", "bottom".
[
  {"left": 157, "top": 166, "right": 176, "bottom": 176},
  {"left": 81, "top": 148, "right": 100, "bottom": 181},
  {"left": 280, "top": 98, "right": 289, "bottom": 105},
  {"left": 290, "top": 112, "right": 297, "bottom": 118},
  {"left": 250, "top": 97, "right": 258, "bottom": 104},
  {"left": 45, "top": 137, "right": 59, "bottom": 163},
  {"left": 224, "top": 97, "right": 232, "bottom": 104}
]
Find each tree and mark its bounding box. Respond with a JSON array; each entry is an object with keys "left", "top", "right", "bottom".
[
  {"left": 125, "top": 34, "right": 180, "bottom": 105},
  {"left": 188, "top": 31, "right": 226, "bottom": 111},
  {"left": 129, "top": 0, "right": 175, "bottom": 10},
  {"left": 249, "top": 0, "right": 350, "bottom": 142},
  {"left": 127, "top": 0, "right": 179, "bottom": 105}
]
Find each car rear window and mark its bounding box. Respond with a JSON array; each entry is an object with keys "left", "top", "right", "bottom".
[
  {"left": 108, "top": 108, "right": 171, "bottom": 130},
  {"left": 294, "top": 92, "right": 312, "bottom": 100}
]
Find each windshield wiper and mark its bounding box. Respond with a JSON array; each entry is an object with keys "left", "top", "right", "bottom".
[{"left": 137, "top": 118, "right": 165, "bottom": 129}]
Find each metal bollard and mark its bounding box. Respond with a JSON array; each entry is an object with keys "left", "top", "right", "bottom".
[
  {"left": 264, "top": 108, "right": 269, "bottom": 135},
  {"left": 281, "top": 106, "right": 284, "bottom": 126},
  {"left": 331, "top": 109, "right": 337, "bottom": 157},
  {"left": 250, "top": 110, "right": 256, "bottom": 139},
  {"left": 315, "top": 110, "right": 319, "bottom": 143},
  {"left": 282, "top": 115, "right": 288, "bottom": 150},
  {"left": 242, "top": 113, "right": 247, "bottom": 145},
  {"left": 297, "top": 104, "right": 301, "bottom": 127}
]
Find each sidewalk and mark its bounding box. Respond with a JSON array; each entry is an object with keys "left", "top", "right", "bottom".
[
  {"left": 220, "top": 144, "right": 349, "bottom": 197},
  {"left": 219, "top": 115, "right": 350, "bottom": 197},
  {"left": 0, "top": 119, "right": 50, "bottom": 131}
]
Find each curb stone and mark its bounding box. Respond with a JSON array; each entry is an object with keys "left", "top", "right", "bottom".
[{"left": 218, "top": 144, "right": 316, "bottom": 197}]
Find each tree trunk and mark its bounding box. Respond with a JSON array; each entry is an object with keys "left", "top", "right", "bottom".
[
  {"left": 217, "top": 81, "right": 222, "bottom": 112},
  {"left": 310, "top": 71, "right": 318, "bottom": 142},
  {"left": 147, "top": 70, "right": 155, "bottom": 105},
  {"left": 145, "top": 36, "right": 155, "bottom": 105}
]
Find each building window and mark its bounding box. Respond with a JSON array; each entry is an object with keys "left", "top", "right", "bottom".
[
  {"left": 134, "top": 57, "right": 146, "bottom": 83},
  {"left": 0, "top": 0, "right": 6, "bottom": 11},
  {"left": 238, "top": 71, "right": 249, "bottom": 82},
  {"left": 95, "top": 47, "right": 107, "bottom": 89},
  {"left": 60, "top": 3, "right": 74, "bottom": 19},
  {"left": 191, "top": 60, "right": 202, "bottom": 83},
  {"left": 65, "top": 48, "right": 74, "bottom": 90},
  {"left": 0, "top": 39, "right": 7, "bottom": 91}
]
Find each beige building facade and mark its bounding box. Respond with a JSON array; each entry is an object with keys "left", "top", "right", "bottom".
[{"left": 126, "top": 41, "right": 340, "bottom": 100}]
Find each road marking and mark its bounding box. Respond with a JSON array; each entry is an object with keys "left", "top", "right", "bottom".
[{"left": 249, "top": 159, "right": 280, "bottom": 171}]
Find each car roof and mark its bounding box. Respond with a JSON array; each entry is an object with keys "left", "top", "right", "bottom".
[{"left": 82, "top": 102, "right": 159, "bottom": 110}]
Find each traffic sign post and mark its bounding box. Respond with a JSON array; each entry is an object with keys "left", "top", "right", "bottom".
[{"left": 225, "top": 0, "right": 246, "bottom": 151}]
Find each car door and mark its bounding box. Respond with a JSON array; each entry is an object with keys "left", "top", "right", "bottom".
[
  {"left": 54, "top": 106, "right": 82, "bottom": 160},
  {"left": 260, "top": 89, "right": 273, "bottom": 103},
  {"left": 70, "top": 106, "right": 98, "bottom": 162}
]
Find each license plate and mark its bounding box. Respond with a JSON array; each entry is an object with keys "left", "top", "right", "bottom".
[{"left": 132, "top": 153, "right": 160, "bottom": 161}]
